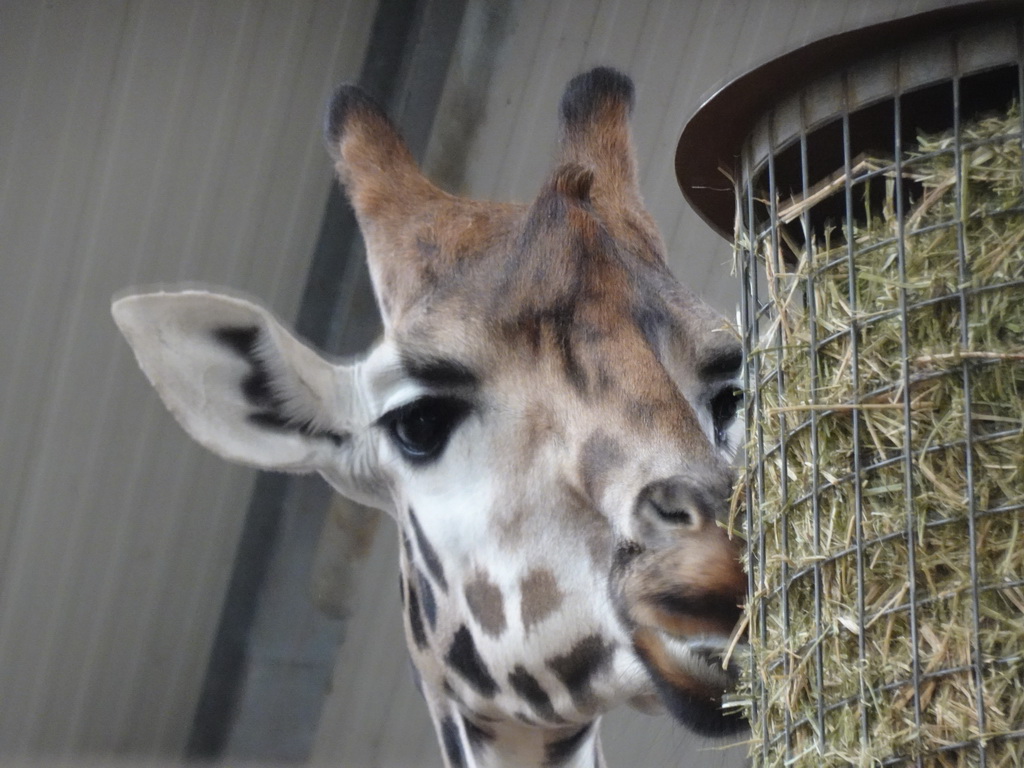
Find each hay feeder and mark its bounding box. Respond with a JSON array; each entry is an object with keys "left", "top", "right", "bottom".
[{"left": 678, "top": 4, "right": 1024, "bottom": 766}]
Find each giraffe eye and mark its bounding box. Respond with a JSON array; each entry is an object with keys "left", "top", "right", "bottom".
[
  {"left": 709, "top": 386, "right": 741, "bottom": 446},
  {"left": 381, "top": 397, "right": 471, "bottom": 464}
]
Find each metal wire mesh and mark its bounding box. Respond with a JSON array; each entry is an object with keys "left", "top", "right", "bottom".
[{"left": 733, "top": 15, "right": 1024, "bottom": 768}]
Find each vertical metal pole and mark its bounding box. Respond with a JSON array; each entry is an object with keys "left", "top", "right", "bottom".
[
  {"left": 185, "top": 0, "right": 469, "bottom": 758},
  {"left": 765, "top": 112, "right": 795, "bottom": 762},
  {"left": 736, "top": 144, "right": 759, "bottom": 744},
  {"left": 892, "top": 58, "right": 925, "bottom": 767},
  {"left": 949, "top": 39, "right": 988, "bottom": 767},
  {"left": 798, "top": 96, "right": 827, "bottom": 758},
  {"left": 743, "top": 138, "right": 772, "bottom": 765},
  {"left": 840, "top": 72, "right": 871, "bottom": 752}
]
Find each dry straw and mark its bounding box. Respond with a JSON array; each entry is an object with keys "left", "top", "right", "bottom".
[{"left": 732, "top": 102, "right": 1024, "bottom": 766}]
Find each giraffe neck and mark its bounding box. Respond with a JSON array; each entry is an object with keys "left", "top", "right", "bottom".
[{"left": 429, "top": 698, "right": 606, "bottom": 768}]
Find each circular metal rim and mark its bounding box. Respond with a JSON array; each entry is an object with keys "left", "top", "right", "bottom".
[{"left": 675, "top": 0, "right": 1023, "bottom": 242}]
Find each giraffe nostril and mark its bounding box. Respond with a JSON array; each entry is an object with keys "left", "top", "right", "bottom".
[{"left": 637, "top": 476, "right": 722, "bottom": 531}]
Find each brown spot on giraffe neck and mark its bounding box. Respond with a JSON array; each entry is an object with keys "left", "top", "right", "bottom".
[
  {"left": 546, "top": 634, "right": 616, "bottom": 715},
  {"left": 497, "top": 505, "right": 528, "bottom": 548},
  {"left": 439, "top": 716, "right": 467, "bottom": 768},
  {"left": 409, "top": 508, "right": 448, "bottom": 592},
  {"left": 446, "top": 625, "right": 499, "bottom": 698},
  {"left": 464, "top": 569, "right": 507, "bottom": 638},
  {"left": 507, "top": 665, "right": 565, "bottom": 724},
  {"left": 519, "top": 567, "right": 564, "bottom": 634}
]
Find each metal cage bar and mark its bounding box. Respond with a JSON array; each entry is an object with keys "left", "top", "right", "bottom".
[
  {"left": 839, "top": 73, "right": 872, "bottom": 751},
  {"left": 890, "top": 63, "right": 926, "bottom": 764},
  {"left": 949, "top": 42, "right": 989, "bottom": 767}
]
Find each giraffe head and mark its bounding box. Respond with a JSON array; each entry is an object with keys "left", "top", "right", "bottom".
[{"left": 113, "top": 68, "right": 746, "bottom": 760}]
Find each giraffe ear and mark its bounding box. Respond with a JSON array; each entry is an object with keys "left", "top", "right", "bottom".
[
  {"left": 557, "top": 67, "right": 640, "bottom": 208},
  {"left": 112, "top": 290, "right": 357, "bottom": 473}
]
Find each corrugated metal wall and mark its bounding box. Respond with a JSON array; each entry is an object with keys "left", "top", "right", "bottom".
[
  {"left": 0, "top": 0, "right": 977, "bottom": 766},
  {"left": 0, "top": 0, "right": 377, "bottom": 758}
]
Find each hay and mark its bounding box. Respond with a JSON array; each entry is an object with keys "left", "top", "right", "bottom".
[{"left": 732, "top": 102, "right": 1024, "bottom": 767}]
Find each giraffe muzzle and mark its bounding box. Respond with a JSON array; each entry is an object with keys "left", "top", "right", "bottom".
[{"left": 612, "top": 503, "right": 748, "bottom": 735}]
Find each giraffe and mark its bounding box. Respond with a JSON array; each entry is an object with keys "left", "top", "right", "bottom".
[{"left": 112, "top": 68, "right": 747, "bottom": 768}]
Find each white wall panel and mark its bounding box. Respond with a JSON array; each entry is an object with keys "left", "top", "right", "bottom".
[{"left": 0, "top": 0, "right": 377, "bottom": 758}]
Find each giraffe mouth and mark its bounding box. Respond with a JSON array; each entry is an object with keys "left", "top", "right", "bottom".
[
  {"left": 612, "top": 537, "right": 748, "bottom": 733},
  {"left": 657, "top": 630, "right": 746, "bottom": 690},
  {"left": 630, "top": 626, "right": 748, "bottom": 735}
]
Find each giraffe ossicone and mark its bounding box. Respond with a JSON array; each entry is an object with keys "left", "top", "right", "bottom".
[{"left": 113, "top": 67, "right": 748, "bottom": 768}]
